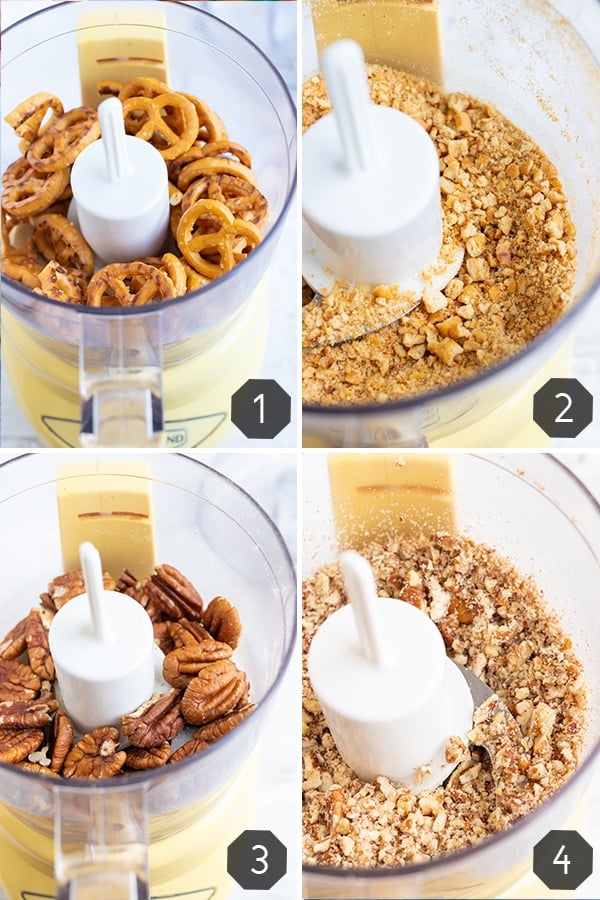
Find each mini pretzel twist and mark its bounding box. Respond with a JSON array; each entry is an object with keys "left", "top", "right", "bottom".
[
  {"left": 26, "top": 108, "right": 100, "bottom": 173},
  {"left": 2, "top": 157, "right": 70, "bottom": 218},
  {"left": 176, "top": 199, "right": 263, "bottom": 279},
  {"left": 121, "top": 93, "right": 199, "bottom": 160},
  {"left": 4, "top": 93, "right": 64, "bottom": 146},
  {"left": 182, "top": 174, "right": 268, "bottom": 228},
  {"left": 139, "top": 252, "right": 188, "bottom": 296},
  {"left": 180, "top": 92, "right": 228, "bottom": 144},
  {"left": 177, "top": 156, "right": 258, "bottom": 192},
  {"left": 36, "top": 260, "right": 89, "bottom": 304},
  {"left": 86, "top": 261, "right": 177, "bottom": 307},
  {"left": 33, "top": 214, "right": 95, "bottom": 278}
]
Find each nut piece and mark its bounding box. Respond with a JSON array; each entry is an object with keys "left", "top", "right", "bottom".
[
  {"left": 192, "top": 703, "right": 255, "bottom": 743},
  {"left": 16, "top": 761, "right": 60, "bottom": 777},
  {"left": 25, "top": 609, "right": 55, "bottom": 680},
  {"left": 50, "top": 710, "right": 74, "bottom": 773},
  {"left": 0, "top": 697, "right": 57, "bottom": 728},
  {"left": 202, "top": 596, "right": 242, "bottom": 649},
  {"left": 0, "top": 616, "right": 28, "bottom": 660},
  {"left": 42, "top": 569, "right": 115, "bottom": 611},
  {"left": 181, "top": 659, "right": 247, "bottom": 726},
  {"left": 144, "top": 564, "right": 203, "bottom": 620},
  {"left": 0, "top": 727, "right": 44, "bottom": 763},
  {"left": 163, "top": 639, "right": 234, "bottom": 689},
  {"left": 0, "top": 658, "right": 41, "bottom": 701},
  {"left": 125, "top": 740, "right": 171, "bottom": 770},
  {"left": 63, "top": 726, "right": 126, "bottom": 779},
  {"left": 168, "top": 736, "right": 210, "bottom": 764},
  {"left": 168, "top": 618, "right": 212, "bottom": 648},
  {"left": 121, "top": 689, "right": 185, "bottom": 748}
]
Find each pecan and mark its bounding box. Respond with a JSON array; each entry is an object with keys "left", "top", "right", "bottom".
[
  {"left": 125, "top": 740, "right": 171, "bottom": 770},
  {"left": 0, "top": 698, "right": 57, "bottom": 728},
  {"left": 327, "top": 787, "right": 345, "bottom": 834},
  {"left": 0, "top": 616, "right": 28, "bottom": 660},
  {"left": 63, "top": 726, "right": 126, "bottom": 778},
  {"left": 0, "top": 658, "right": 41, "bottom": 701},
  {"left": 144, "top": 565, "right": 203, "bottom": 620},
  {"left": 16, "top": 761, "right": 60, "bottom": 777},
  {"left": 50, "top": 710, "right": 73, "bottom": 773},
  {"left": 181, "top": 660, "right": 247, "bottom": 726},
  {"left": 163, "top": 640, "right": 233, "bottom": 689},
  {"left": 168, "top": 619, "right": 212, "bottom": 648},
  {"left": 121, "top": 689, "right": 185, "bottom": 748},
  {"left": 168, "top": 736, "right": 210, "bottom": 764},
  {"left": 192, "top": 703, "right": 255, "bottom": 743},
  {"left": 43, "top": 569, "right": 115, "bottom": 611},
  {"left": 202, "top": 596, "right": 241, "bottom": 649},
  {"left": 0, "top": 727, "right": 44, "bottom": 763},
  {"left": 115, "top": 568, "right": 143, "bottom": 600},
  {"left": 153, "top": 622, "right": 174, "bottom": 655},
  {"left": 25, "top": 609, "right": 55, "bottom": 680}
]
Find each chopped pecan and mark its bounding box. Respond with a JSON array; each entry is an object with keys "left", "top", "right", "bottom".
[
  {"left": 168, "top": 736, "right": 210, "bottom": 764},
  {"left": 163, "top": 640, "right": 233, "bottom": 689},
  {"left": 125, "top": 740, "right": 171, "bottom": 770},
  {"left": 43, "top": 569, "right": 115, "bottom": 611},
  {"left": 202, "top": 596, "right": 241, "bottom": 649},
  {"left": 63, "top": 727, "right": 126, "bottom": 778},
  {"left": 0, "top": 698, "right": 57, "bottom": 728},
  {"left": 0, "top": 658, "right": 41, "bottom": 701},
  {"left": 25, "top": 609, "right": 55, "bottom": 680},
  {"left": 181, "top": 660, "right": 247, "bottom": 726},
  {"left": 168, "top": 619, "right": 212, "bottom": 648},
  {"left": 16, "top": 760, "right": 60, "bottom": 777},
  {"left": 0, "top": 727, "right": 44, "bottom": 763},
  {"left": 0, "top": 616, "right": 28, "bottom": 660},
  {"left": 121, "top": 689, "right": 185, "bottom": 748},
  {"left": 327, "top": 787, "right": 345, "bottom": 834},
  {"left": 192, "top": 703, "right": 255, "bottom": 743},
  {"left": 144, "top": 565, "right": 203, "bottom": 620},
  {"left": 50, "top": 710, "right": 74, "bottom": 773}
]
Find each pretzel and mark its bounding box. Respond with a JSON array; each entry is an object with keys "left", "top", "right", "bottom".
[
  {"left": 27, "top": 108, "right": 100, "bottom": 173},
  {"left": 200, "top": 141, "right": 252, "bottom": 168},
  {"left": 2, "top": 156, "right": 70, "bottom": 217},
  {"left": 35, "top": 259, "right": 89, "bottom": 303},
  {"left": 181, "top": 260, "right": 210, "bottom": 293},
  {"left": 4, "top": 93, "right": 64, "bottom": 146},
  {"left": 177, "top": 156, "right": 258, "bottom": 193},
  {"left": 180, "top": 93, "right": 228, "bottom": 144},
  {"left": 86, "top": 261, "right": 177, "bottom": 307},
  {"left": 176, "top": 199, "right": 263, "bottom": 279},
  {"left": 33, "top": 214, "right": 95, "bottom": 277},
  {"left": 118, "top": 77, "right": 171, "bottom": 101},
  {"left": 182, "top": 174, "right": 268, "bottom": 227},
  {"left": 2, "top": 253, "right": 44, "bottom": 290},
  {"left": 139, "top": 252, "right": 187, "bottom": 296},
  {"left": 122, "top": 93, "right": 199, "bottom": 160}
]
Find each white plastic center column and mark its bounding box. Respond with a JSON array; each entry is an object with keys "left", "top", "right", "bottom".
[
  {"left": 49, "top": 541, "right": 155, "bottom": 734},
  {"left": 308, "top": 551, "right": 473, "bottom": 790},
  {"left": 70, "top": 96, "right": 169, "bottom": 263},
  {"left": 303, "top": 40, "right": 443, "bottom": 286}
]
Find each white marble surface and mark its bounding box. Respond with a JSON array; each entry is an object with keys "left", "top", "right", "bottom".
[{"left": 0, "top": 0, "right": 298, "bottom": 449}]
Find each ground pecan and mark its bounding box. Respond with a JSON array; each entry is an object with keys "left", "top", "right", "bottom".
[
  {"left": 192, "top": 703, "right": 255, "bottom": 743},
  {"left": 50, "top": 710, "right": 74, "bottom": 773},
  {"left": 125, "top": 740, "right": 171, "bottom": 770},
  {"left": 0, "top": 727, "right": 44, "bottom": 763},
  {"left": 163, "top": 640, "right": 233, "bottom": 689},
  {"left": 0, "top": 698, "right": 57, "bottom": 728},
  {"left": 0, "top": 616, "right": 28, "bottom": 660},
  {"left": 25, "top": 609, "right": 55, "bottom": 680},
  {"left": 202, "top": 596, "right": 242, "bottom": 649},
  {"left": 63, "top": 726, "right": 126, "bottom": 778},
  {"left": 0, "top": 658, "right": 41, "bottom": 701},
  {"left": 144, "top": 565, "right": 203, "bottom": 620},
  {"left": 181, "top": 659, "right": 247, "bottom": 725},
  {"left": 168, "top": 619, "right": 212, "bottom": 648},
  {"left": 168, "top": 736, "right": 209, "bottom": 764},
  {"left": 121, "top": 689, "right": 185, "bottom": 748}
]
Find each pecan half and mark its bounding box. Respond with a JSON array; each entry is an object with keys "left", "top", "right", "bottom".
[
  {"left": 0, "top": 616, "right": 28, "bottom": 660},
  {"left": 16, "top": 760, "right": 60, "bottom": 777},
  {"left": 125, "top": 740, "right": 171, "bottom": 770},
  {"left": 0, "top": 658, "right": 41, "bottom": 701},
  {"left": 121, "top": 689, "right": 185, "bottom": 748},
  {"left": 25, "top": 609, "right": 55, "bottom": 680},
  {"left": 192, "top": 703, "right": 255, "bottom": 743},
  {"left": 163, "top": 640, "right": 233, "bottom": 689},
  {"left": 50, "top": 710, "right": 74, "bottom": 773},
  {"left": 42, "top": 569, "right": 115, "bottom": 611},
  {"left": 168, "top": 736, "right": 209, "bottom": 764},
  {"left": 0, "top": 727, "right": 44, "bottom": 763},
  {"left": 144, "top": 564, "right": 203, "bottom": 620},
  {"left": 115, "top": 568, "right": 143, "bottom": 600},
  {"left": 0, "top": 698, "right": 57, "bottom": 728},
  {"left": 168, "top": 619, "right": 212, "bottom": 648},
  {"left": 63, "top": 726, "right": 126, "bottom": 778},
  {"left": 153, "top": 622, "right": 174, "bottom": 655},
  {"left": 181, "top": 660, "right": 247, "bottom": 726},
  {"left": 202, "top": 596, "right": 241, "bottom": 649}
]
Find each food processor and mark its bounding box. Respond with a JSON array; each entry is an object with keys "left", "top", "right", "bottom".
[
  {"left": 302, "top": 451, "right": 600, "bottom": 898},
  {"left": 1, "top": 1, "right": 296, "bottom": 448},
  {"left": 0, "top": 452, "right": 296, "bottom": 899},
  {"left": 301, "top": 0, "right": 600, "bottom": 448}
]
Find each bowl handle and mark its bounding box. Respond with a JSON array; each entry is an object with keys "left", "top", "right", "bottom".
[{"left": 53, "top": 781, "right": 150, "bottom": 899}]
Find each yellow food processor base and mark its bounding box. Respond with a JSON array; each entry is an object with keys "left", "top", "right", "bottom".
[
  {"left": 2, "top": 278, "right": 268, "bottom": 449},
  {"left": 0, "top": 752, "right": 257, "bottom": 900}
]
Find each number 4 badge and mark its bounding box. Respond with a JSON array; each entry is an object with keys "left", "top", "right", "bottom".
[{"left": 533, "top": 829, "right": 593, "bottom": 890}]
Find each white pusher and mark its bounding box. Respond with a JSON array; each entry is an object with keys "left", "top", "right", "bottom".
[{"left": 308, "top": 550, "right": 474, "bottom": 790}]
